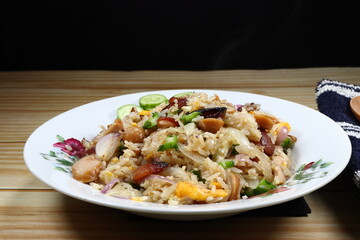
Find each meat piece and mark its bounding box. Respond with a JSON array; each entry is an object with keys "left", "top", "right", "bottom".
[
  {"left": 197, "top": 118, "right": 224, "bottom": 134},
  {"left": 196, "top": 107, "right": 227, "bottom": 119},
  {"left": 253, "top": 114, "right": 278, "bottom": 130},
  {"left": 260, "top": 130, "right": 275, "bottom": 156},
  {"left": 157, "top": 116, "right": 179, "bottom": 128},
  {"left": 72, "top": 154, "right": 102, "bottom": 183},
  {"left": 228, "top": 173, "right": 241, "bottom": 200},
  {"left": 123, "top": 125, "right": 145, "bottom": 143},
  {"left": 132, "top": 161, "right": 169, "bottom": 183},
  {"left": 162, "top": 97, "right": 188, "bottom": 110},
  {"left": 92, "top": 119, "right": 123, "bottom": 145}
]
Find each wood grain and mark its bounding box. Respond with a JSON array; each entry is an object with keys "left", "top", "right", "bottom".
[
  {"left": 0, "top": 191, "right": 359, "bottom": 239},
  {"left": 0, "top": 68, "right": 359, "bottom": 239}
]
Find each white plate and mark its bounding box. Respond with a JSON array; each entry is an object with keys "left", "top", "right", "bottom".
[{"left": 24, "top": 90, "right": 352, "bottom": 220}]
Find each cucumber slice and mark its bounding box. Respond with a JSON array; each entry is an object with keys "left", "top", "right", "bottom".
[
  {"left": 139, "top": 94, "right": 168, "bottom": 110},
  {"left": 117, "top": 104, "right": 143, "bottom": 119},
  {"left": 173, "top": 92, "right": 194, "bottom": 98}
]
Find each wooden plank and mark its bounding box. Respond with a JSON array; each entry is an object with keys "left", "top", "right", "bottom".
[
  {"left": 0, "top": 87, "right": 317, "bottom": 112},
  {"left": 0, "top": 143, "right": 49, "bottom": 189},
  {"left": 0, "top": 111, "right": 63, "bottom": 142},
  {"left": 0, "top": 191, "right": 359, "bottom": 239},
  {"left": 0, "top": 68, "right": 359, "bottom": 90}
]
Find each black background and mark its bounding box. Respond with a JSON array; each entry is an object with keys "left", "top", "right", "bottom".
[{"left": 1, "top": 0, "right": 360, "bottom": 71}]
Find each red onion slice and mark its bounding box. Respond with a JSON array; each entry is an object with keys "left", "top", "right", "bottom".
[
  {"left": 145, "top": 174, "right": 176, "bottom": 185},
  {"left": 96, "top": 133, "right": 122, "bottom": 161},
  {"left": 275, "top": 126, "right": 289, "bottom": 145},
  {"left": 100, "top": 178, "right": 120, "bottom": 194}
]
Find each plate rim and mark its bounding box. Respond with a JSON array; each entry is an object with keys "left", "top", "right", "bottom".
[{"left": 23, "top": 89, "right": 352, "bottom": 216}]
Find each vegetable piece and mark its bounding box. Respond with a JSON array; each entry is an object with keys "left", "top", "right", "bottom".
[
  {"left": 92, "top": 119, "right": 124, "bottom": 145},
  {"left": 180, "top": 111, "right": 201, "bottom": 124},
  {"left": 118, "top": 142, "right": 127, "bottom": 155},
  {"left": 195, "top": 107, "right": 227, "bottom": 119},
  {"left": 101, "top": 178, "right": 120, "bottom": 194},
  {"left": 227, "top": 127, "right": 273, "bottom": 181},
  {"left": 146, "top": 175, "right": 176, "bottom": 185},
  {"left": 245, "top": 179, "right": 276, "bottom": 197},
  {"left": 219, "top": 160, "right": 235, "bottom": 169},
  {"left": 275, "top": 126, "right": 289, "bottom": 144},
  {"left": 281, "top": 135, "right": 296, "bottom": 153},
  {"left": 72, "top": 154, "right": 102, "bottom": 183},
  {"left": 178, "top": 143, "right": 206, "bottom": 164},
  {"left": 158, "top": 135, "right": 179, "bottom": 151},
  {"left": 96, "top": 133, "right": 122, "bottom": 161},
  {"left": 142, "top": 112, "right": 160, "bottom": 129},
  {"left": 157, "top": 116, "right": 179, "bottom": 128},
  {"left": 139, "top": 94, "right": 168, "bottom": 110},
  {"left": 132, "top": 161, "right": 169, "bottom": 183},
  {"left": 123, "top": 125, "right": 145, "bottom": 143},
  {"left": 197, "top": 118, "right": 224, "bottom": 133},
  {"left": 260, "top": 130, "right": 275, "bottom": 156},
  {"left": 173, "top": 92, "right": 194, "bottom": 98},
  {"left": 117, "top": 104, "right": 143, "bottom": 120},
  {"left": 190, "top": 170, "right": 206, "bottom": 183}
]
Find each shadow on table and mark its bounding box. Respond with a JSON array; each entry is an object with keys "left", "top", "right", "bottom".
[
  {"left": 315, "top": 173, "right": 360, "bottom": 240},
  {"left": 62, "top": 195, "right": 309, "bottom": 239}
]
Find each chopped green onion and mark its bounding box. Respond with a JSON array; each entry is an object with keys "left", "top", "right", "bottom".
[
  {"left": 118, "top": 142, "right": 127, "bottom": 155},
  {"left": 190, "top": 169, "right": 206, "bottom": 183},
  {"left": 245, "top": 179, "right": 277, "bottom": 197},
  {"left": 180, "top": 111, "right": 201, "bottom": 124},
  {"left": 281, "top": 137, "right": 294, "bottom": 153},
  {"left": 230, "top": 144, "right": 239, "bottom": 155},
  {"left": 219, "top": 160, "right": 235, "bottom": 169},
  {"left": 143, "top": 112, "right": 160, "bottom": 129},
  {"left": 158, "top": 135, "right": 179, "bottom": 151}
]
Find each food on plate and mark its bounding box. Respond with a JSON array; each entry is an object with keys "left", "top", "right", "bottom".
[{"left": 55, "top": 92, "right": 296, "bottom": 205}]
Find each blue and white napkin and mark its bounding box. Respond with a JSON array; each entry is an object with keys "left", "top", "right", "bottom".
[{"left": 316, "top": 79, "right": 360, "bottom": 193}]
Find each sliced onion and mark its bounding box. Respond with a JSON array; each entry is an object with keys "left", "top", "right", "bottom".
[
  {"left": 96, "top": 133, "right": 122, "bottom": 161},
  {"left": 275, "top": 126, "right": 289, "bottom": 145},
  {"left": 146, "top": 174, "right": 176, "bottom": 185},
  {"left": 100, "top": 178, "right": 120, "bottom": 194},
  {"left": 227, "top": 127, "right": 273, "bottom": 181},
  {"left": 178, "top": 143, "right": 206, "bottom": 164}
]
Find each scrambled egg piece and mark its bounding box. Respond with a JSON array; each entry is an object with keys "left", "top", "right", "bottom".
[
  {"left": 139, "top": 110, "right": 150, "bottom": 116},
  {"left": 277, "top": 122, "right": 291, "bottom": 132},
  {"left": 271, "top": 122, "right": 291, "bottom": 136},
  {"left": 211, "top": 181, "right": 222, "bottom": 189},
  {"left": 175, "top": 182, "right": 228, "bottom": 202}
]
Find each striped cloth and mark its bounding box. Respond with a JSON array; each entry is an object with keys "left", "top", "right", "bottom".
[{"left": 316, "top": 79, "right": 360, "bottom": 193}]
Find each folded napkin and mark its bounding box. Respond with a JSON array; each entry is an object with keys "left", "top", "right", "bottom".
[{"left": 316, "top": 79, "right": 360, "bottom": 194}]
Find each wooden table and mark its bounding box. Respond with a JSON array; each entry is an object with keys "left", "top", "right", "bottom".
[{"left": 1, "top": 68, "right": 360, "bottom": 239}]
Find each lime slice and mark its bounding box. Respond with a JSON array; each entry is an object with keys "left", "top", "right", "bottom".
[
  {"left": 173, "top": 92, "right": 194, "bottom": 98},
  {"left": 117, "top": 104, "right": 143, "bottom": 119},
  {"left": 139, "top": 94, "right": 168, "bottom": 110}
]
